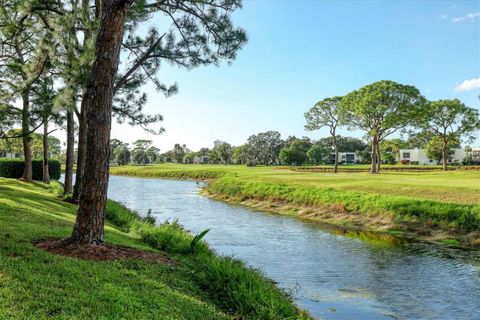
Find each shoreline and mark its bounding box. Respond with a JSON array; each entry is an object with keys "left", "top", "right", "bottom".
[
  {"left": 203, "top": 191, "right": 480, "bottom": 251},
  {"left": 109, "top": 167, "right": 480, "bottom": 250}
]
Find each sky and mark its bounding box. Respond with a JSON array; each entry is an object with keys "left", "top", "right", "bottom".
[{"left": 62, "top": 0, "right": 480, "bottom": 151}]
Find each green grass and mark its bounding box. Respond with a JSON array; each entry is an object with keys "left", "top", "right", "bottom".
[
  {"left": 111, "top": 163, "right": 228, "bottom": 180},
  {"left": 110, "top": 164, "right": 480, "bottom": 235},
  {"left": 111, "top": 163, "right": 480, "bottom": 205},
  {"left": 0, "top": 177, "right": 308, "bottom": 319},
  {"left": 207, "top": 174, "right": 480, "bottom": 231},
  {"left": 439, "top": 239, "right": 461, "bottom": 246}
]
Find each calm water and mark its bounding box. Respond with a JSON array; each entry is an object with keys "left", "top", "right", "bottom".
[{"left": 80, "top": 175, "right": 480, "bottom": 319}]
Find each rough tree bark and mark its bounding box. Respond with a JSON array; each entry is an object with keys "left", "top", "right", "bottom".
[
  {"left": 72, "top": 94, "right": 88, "bottom": 201},
  {"left": 20, "top": 88, "right": 32, "bottom": 181},
  {"left": 42, "top": 119, "right": 50, "bottom": 184},
  {"left": 64, "top": 111, "right": 75, "bottom": 194},
  {"left": 70, "top": 0, "right": 132, "bottom": 245}
]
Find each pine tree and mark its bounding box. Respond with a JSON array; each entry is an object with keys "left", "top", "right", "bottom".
[
  {"left": 0, "top": 0, "right": 53, "bottom": 181},
  {"left": 71, "top": 0, "right": 247, "bottom": 244}
]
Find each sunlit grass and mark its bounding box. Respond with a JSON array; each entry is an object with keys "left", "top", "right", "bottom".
[
  {"left": 0, "top": 178, "right": 309, "bottom": 319},
  {"left": 110, "top": 164, "right": 480, "bottom": 204},
  {"left": 109, "top": 164, "right": 480, "bottom": 235}
]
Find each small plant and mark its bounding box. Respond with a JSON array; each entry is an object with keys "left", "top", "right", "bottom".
[
  {"left": 190, "top": 228, "right": 210, "bottom": 253},
  {"left": 142, "top": 209, "right": 156, "bottom": 225},
  {"left": 63, "top": 193, "right": 74, "bottom": 203}
]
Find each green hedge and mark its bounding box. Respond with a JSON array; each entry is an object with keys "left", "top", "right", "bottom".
[{"left": 0, "top": 159, "right": 61, "bottom": 180}]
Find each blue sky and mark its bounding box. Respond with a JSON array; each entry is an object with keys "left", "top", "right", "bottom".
[{"left": 110, "top": 0, "right": 480, "bottom": 151}]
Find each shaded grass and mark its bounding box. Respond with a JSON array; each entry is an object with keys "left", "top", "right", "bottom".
[{"left": 0, "top": 178, "right": 308, "bottom": 319}]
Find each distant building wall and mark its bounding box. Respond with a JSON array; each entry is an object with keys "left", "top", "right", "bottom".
[
  {"left": 329, "top": 152, "right": 359, "bottom": 164},
  {"left": 472, "top": 148, "right": 480, "bottom": 163},
  {"left": 399, "top": 148, "right": 469, "bottom": 165}
]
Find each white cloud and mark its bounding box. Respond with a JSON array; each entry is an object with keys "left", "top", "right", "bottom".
[
  {"left": 454, "top": 78, "right": 480, "bottom": 92},
  {"left": 437, "top": 14, "right": 447, "bottom": 19},
  {"left": 452, "top": 12, "right": 480, "bottom": 23}
]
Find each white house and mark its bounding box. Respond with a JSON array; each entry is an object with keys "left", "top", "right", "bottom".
[
  {"left": 398, "top": 148, "right": 469, "bottom": 165},
  {"left": 329, "top": 152, "right": 359, "bottom": 164},
  {"left": 473, "top": 148, "right": 480, "bottom": 163}
]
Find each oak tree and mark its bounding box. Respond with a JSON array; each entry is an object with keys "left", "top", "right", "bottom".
[
  {"left": 418, "top": 99, "right": 480, "bottom": 171},
  {"left": 341, "top": 81, "right": 425, "bottom": 173}
]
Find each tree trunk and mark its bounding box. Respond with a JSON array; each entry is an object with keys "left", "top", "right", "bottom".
[
  {"left": 370, "top": 137, "right": 378, "bottom": 174},
  {"left": 333, "top": 136, "right": 338, "bottom": 174},
  {"left": 442, "top": 139, "right": 448, "bottom": 172},
  {"left": 71, "top": 0, "right": 131, "bottom": 245},
  {"left": 376, "top": 142, "right": 381, "bottom": 173},
  {"left": 20, "top": 88, "right": 32, "bottom": 181},
  {"left": 64, "top": 111, "right": 75, "bottom": 194},
  {"left": 42, "top": 119, "right": 50, "bottom": 184},
  {"left": 72, "top": 94, "right": 88, "bottom": 201}
]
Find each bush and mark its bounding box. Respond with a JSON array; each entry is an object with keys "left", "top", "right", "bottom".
[
  {"left": 409, "top": 161, "right": 419, "bottom": 165},
  {"left": 0, "top": 159, "right": 61, "bottom": 180}
]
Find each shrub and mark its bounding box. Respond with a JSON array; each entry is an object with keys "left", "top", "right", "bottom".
[
  {"left": 0, "top": 159, "right": 61, "bottom": 180},
  {"left": 409, "top": 161, "right": 419, "bottom": 165}
]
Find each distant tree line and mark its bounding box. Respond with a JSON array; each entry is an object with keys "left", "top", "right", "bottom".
[
  {"left": 111, "top": 126, "right": 478, "bottom": 168},
  {"left": 112, "top": 81, "right": 479, "bottom": 173}
]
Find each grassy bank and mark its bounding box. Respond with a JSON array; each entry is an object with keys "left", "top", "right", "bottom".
[
  {"left": 110, "top": 164, "right": 480, "bottom": 247},
  {"left": 110, "top": 163, "right": 229, "bottom": 180},
  {"left": 0, "top": 178, "right": 308, "bottom": 319}
]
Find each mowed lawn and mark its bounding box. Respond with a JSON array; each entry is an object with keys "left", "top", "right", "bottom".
[
  {"left": 110, "top": 164, "right": 480, "bottom": 205},
  {"left": 0, "top": 178, "right": 307, "bottom": 319},
  {"left": 0, "top": 179, "right": 225, "bottom": 319}
]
